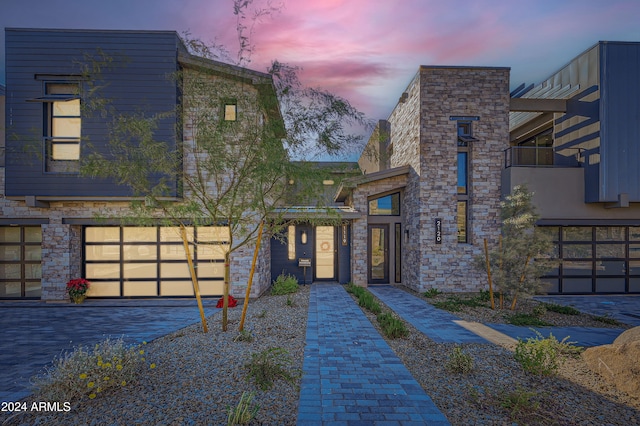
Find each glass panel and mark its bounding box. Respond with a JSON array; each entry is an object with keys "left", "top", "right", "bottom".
[
  {"left": 457, "top": 152, "right": 467, "bottom": 194},
  {"left": 562, "top": 244, "right": 592, "bottom": 258},
  {"left": 224, "top": 104, "right": 237, "bottom": 121},
  {"left": 87, "top": 281, "right": 120, "bottom": 297},
  {"left": 123, "top": 263, "right": 157, "bottom": 279},
  {"left": 123, "top": 281, "right": 157, "bottom": 297},
  {"left": 198, "top": 280, "right": 224, "bottom": 296},
  {"left": 315, "top": 226, "right": 334, "bottom": 279},
  {"left": 161, "top": 244, "right": 193, "bottom": 260},
  {"left": 123, "top": 245, "right": 157, "bottom": 261},
  {"left": 0, "top": 246, "right": 20, "bottom": 261},
  {"left": 0, "top": 264, "right": 20, "bottom": 279},
  {"left": 543, "top": 260, "right": 560, "bottom": 276},
  {"left": 25, "top": 264, "right": 41, "bottom": 279},
  {"left": 630, "top": 278, "right": 640, "bottom": 292},
  {"left": 0, "top": 227, "right": 20, "bottom": 242},
  {"left": 629, "top": 227, "right": 640, "bottom": 241},
  {"left": 596, "top": 244, "right": 625, "bottom": 258},
  {"left": 596, "top": 261, "right": 625, "bottom": 275},
  {"left": 52, "top": 118, "right": 81, "bottom": 138},
  {"left": 562, "top": 278, "right": 592, "bottom": 293},
  {"left": 24, "top": 227, "right": 42, "bottom": 242},
  {"left": 85, "top": 227, "right": 120, "bottom": 243},
  {"left": 630, "top": 261, "right": 640, "bottom": 275},
  {"left": 25, "top": 246, "right": 42, "bottom": 261},
  {"left": 47, "top": 83, "right": 79, "bottom": 95},
  {"left": 52, "top": 142, "right": 80, "bottom": 160},
  {"left": 25, "top": 282, "right": 42, "bottom": 297},
  {"left": 86, "top": 263, "right": 120, "bottom": 279},
  {"left": 160, "top": 226, "right": 193, "bottom": 242},
  {"left": 562, "top": 227, "right": 592, "bottom": 241},
  {"left": 197, "top": 244, "right": 227, "bottom": 260},
  {"left": 542, "top": 278, "right": 559, "bottom": 293},
  {"left": 562, "top": 260, "right": 592, "bottom": 275},
  {"left": 370, "top": 227, "right": 386, "bottom": 280},
  {"left": 538, "top": 226, "right": 559, "bottom": 242},
  {"left": 630, "top": 244, "right": 640, "bottom": 258},
  {"left": 287, "top": 225, "right": 295, "bottom": 261},
  {"left": 197, "top": 262, "right": 224, "bottom": 279},
  {"left": 395, "top": 223, "right": 401, "bottom": 283},
  {"left": 457, "top": 201, "right": 467, "bottom": 243},
  {"left": 596, "top": 227, "right": 625, "bottom": 241},
  {"left": 0, "top": 282, "right": 22, "bottom": 297},
  {"left": 161, "top": 262, "right": 190, "bottom": 278},
  {"left": 595, "top": 278, "right": 626, "bottom": 293},
  {"left": 85, "top": 245, "right": 120, "bottom": 261},
  {"left": 198, "top": 227, "right": 230, "bottom": 243},
  {"left": 368, "top": 193, "right": 400, "bottom": 215},
  {"left": 123, "top": 227, "right": 157, "bottom": 242},
  {"left": 161, "top": 281, "right": 195, "bottom": 296},
  {"left": 53, "top": 99, "right": 80, "bottom": 116}
]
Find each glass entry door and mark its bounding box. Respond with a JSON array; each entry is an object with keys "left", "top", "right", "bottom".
[
  {"left": 314, "top": 226, "right": 335, "bottom": 280},
  {"left": 368, "top": 224, "right": 389, "bottom": 284}
]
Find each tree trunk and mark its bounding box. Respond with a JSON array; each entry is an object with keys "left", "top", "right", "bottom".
[{"left": 223, "top": 251, "right": 230, "bottom": 331}]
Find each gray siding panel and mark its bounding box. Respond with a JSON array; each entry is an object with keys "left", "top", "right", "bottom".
[
  {"left": 600, "top": 42, "right": 640, "bottom": 202},
  {"left": 5, "top": 29, "right": 180, "bottom": 198}
]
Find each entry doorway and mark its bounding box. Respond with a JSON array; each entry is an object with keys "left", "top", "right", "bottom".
[
  {"left": 314, "top": 226, "right": 336, "bottom": 281},
  {"left": 368, "top": 224, "right": 389, "bottom": 284}
]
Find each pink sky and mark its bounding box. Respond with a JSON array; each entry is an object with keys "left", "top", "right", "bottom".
[{"left": 2, "top": 0, "right": 640, "bottom": 122}]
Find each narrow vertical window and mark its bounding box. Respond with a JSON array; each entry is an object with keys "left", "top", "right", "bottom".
[
  {"left": 287, "top": 225, "right": 296, "bottom": 260},
  {"left": 457, "top": 122, "right": 471, "bottom": 243},
  {"left": 44, "top": 82, "right": 81, "bottom": 172},
  {"left": 395, "top": 223, "right": 402, "bottom": 283},
  {"left": 223, "top": 102, "right": 237, "bottom": 121}
]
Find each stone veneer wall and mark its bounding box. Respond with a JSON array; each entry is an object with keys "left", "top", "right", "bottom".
[{"left": 389, "top": 67, "right": 510, "bottom": 293}]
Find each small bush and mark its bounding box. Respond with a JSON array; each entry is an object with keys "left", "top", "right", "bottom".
[
  {"left": 531, "top": 304, "right": 547, "bottom": 318},
  {"left": 226, "top": 391, "right": 259, "bottom": 425},
  {"left": 543, "top": 303, "right": 580, "bottom": 316},
  {"left": 432, "top": 299, "right": 463, "bottom": 312},
  {"left": 358, "top": 291, "right": 382, "bottom": 314},
  {"left": 32, "top": 337, "right": 153, "bottom": 402},
  {"left": 591, "top": 314, "right": 621, "bottom": 326},
  {"left": 233, "top": 330, "right": 254, "bottom": 343},
  {"left": 498, "top": 387, "right": 540, "bottom": 417},
  {"left": 245, "top": 347, "right": 300, "bottom": 391},
  {"left": 477, "top": 289, "right": 491, "bottom": 302},
  {"left": 446, "top": 346, "right": 474, "bottom": 374},
  {"left": 507, "top": 313, "right": 551, "bottom": 327},
  {"left": 271, "top": 273, "right": 299, "bottom": 295},
  {"left": 346, "top": 283, "right": 365, "bottom": 297},
  {"left": 377, "top": 312, "right": 408, "bottom": 338},
  {"left": 423, "top": 288, "right": 441, "bottom": 298},
  {"left": 514, "top": 331, "right": 581, "bottom": 375}
]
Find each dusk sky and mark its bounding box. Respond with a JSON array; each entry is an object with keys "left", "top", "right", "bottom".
[{"left": 2, "top": 0, "right": 640, "bottom": 122}]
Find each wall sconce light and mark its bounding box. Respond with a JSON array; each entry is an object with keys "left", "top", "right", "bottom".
[
  {"left": 405, "top": 228, "right": 409, "bottom": 242},
  {"left": 301, "top": 230, "right": 308, "bottom": 245}
]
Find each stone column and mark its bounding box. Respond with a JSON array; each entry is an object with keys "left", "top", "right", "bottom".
[{"left": 41, "top": 224, "right": 82, "bottom": 301}]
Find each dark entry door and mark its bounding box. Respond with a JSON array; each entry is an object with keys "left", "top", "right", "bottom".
[{"left": 368, "top": 224, "right": 389, "bottom": 284}]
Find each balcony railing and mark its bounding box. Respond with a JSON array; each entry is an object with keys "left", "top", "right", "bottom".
[{"left": 504, "top": 146, "right": 581, "bottom": 168}]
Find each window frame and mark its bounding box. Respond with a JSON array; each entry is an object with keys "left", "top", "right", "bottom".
[
  {"left": 368, "top": 192, "right": 401, "bottom": 216},
  {"left": 457, "top": 121, "right": 471, "bottom": 243},
  {"left": 42, "top": 81, "right": 82, "bottom": 173}
]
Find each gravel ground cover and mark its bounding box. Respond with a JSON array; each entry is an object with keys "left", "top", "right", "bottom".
[{"left": 2, "top": 284, "right": 640, "bottom": 426}]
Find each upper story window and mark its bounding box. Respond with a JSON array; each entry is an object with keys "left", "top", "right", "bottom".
[
  {"left": 456, "top": 121, "right": 473, "bottom": 243},
  {"left": 43, "top": 82, "right": 81, "bottom": 172},
  {"left": 368, "top": 192, "right": 400, "bottom": 216},
  {"left": 223, "top": 101, "right": 237, "bottom": 121}
]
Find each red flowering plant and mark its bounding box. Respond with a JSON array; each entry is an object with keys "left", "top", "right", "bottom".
[{"left": 67, "top": 278, "right": 91, "bottom": 299}]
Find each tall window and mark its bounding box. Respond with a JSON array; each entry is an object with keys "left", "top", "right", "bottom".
[
  {"left": 457, "top": 122, "right": 471, "bottom": 243},
  {"left": 44, "top": 82, "right": 81, "bottom": 172}
]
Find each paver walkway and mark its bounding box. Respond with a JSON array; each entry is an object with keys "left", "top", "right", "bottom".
[
  {"left": 535, "top": 295, "right": 640, "bottom": 327},
  {"left": 368, "top": 286, "right": 487, "bottom": 344},
  {"left": 0, "top": 299, "right": 218, "bottom": 404},
  {"left": 297, "top": 283, "right": 450, "bottom": 425}
]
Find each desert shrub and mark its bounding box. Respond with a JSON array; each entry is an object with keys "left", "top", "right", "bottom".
[
  {"left": 345, "top": 283, "right": 365, "bottom": 297},
  {"left": 543, "top": 303, "right": 580, "bottom": 316},
  {"left": 377, "top": 312, "right": 408, "bottom": 338},
  {"left": 507, "top": 313, "right": 551, "bottom": 327},
  {"left": 423, "top": 288, "right": 441, "bottom": 298},
  {"left": 446, "top": 346, "right": 474, "bottom": 373},
  {"left": 531, "top": 303, "right": 547, "bottom": 318},
  {"left": 591, "top": 314, "right": 621, "bottom": 325},
  {"left": 432, "top": 299, "right": 463, "bottom": 312},
  {"left": 498, "top": 386, "right": 541, "bottom": 417},
  {"left": 233, "top": 330, "right": 254, "bottom": 343},
  {"left": 358, "top": 291, "right": 382, "bottom": 314},
  {"left": 271, "top": 273, "right": 299, "bottom": 295},
  {"left": 514, "top": 331, "right": 581, "bottom": 375},
  {"left": 226, "top": 391, "right": 259, "bottom": 425},
  {"left": 31, "top": 337, "right": 154, "bottom": 402},
  {"left": 245, "top": 347, "right": 300, "bottom": 391}
]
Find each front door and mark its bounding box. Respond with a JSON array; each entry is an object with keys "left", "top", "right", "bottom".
[
  {"left": 314, "top": 226, "right": 336, "bottom": 281},
  {"left": 368, "top": 224, "right": 389, "bottom": 284}
]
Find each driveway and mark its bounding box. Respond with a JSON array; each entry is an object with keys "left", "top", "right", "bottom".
[{"left": 0, "top": 299, "right": 219, "bottom": 403}]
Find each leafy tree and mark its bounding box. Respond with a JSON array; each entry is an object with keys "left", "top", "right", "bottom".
[
  {"left": 82, "top": 0, "right": 369, "bottom": 332},
  {"left": 476, "top": 185, "right": 554, "bottom": 309}
]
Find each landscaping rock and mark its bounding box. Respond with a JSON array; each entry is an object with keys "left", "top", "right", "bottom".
[{"left": 582, "top": 327, "right": 640, "bottom": 399}]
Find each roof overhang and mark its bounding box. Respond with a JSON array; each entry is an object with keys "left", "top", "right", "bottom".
[
  {"left": 335, "top": 165, "right": 412, "bottom": 202},
  {"left": 271, "top": 206, "right": 362, "bottom": 220}
]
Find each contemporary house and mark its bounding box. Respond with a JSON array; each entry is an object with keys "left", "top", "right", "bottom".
[
  {"left": 2, "top": 30, "right": 640, "bottom": 301},
  {"left": 1, "top": 28, "right": 283, "bottom": 300}
]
